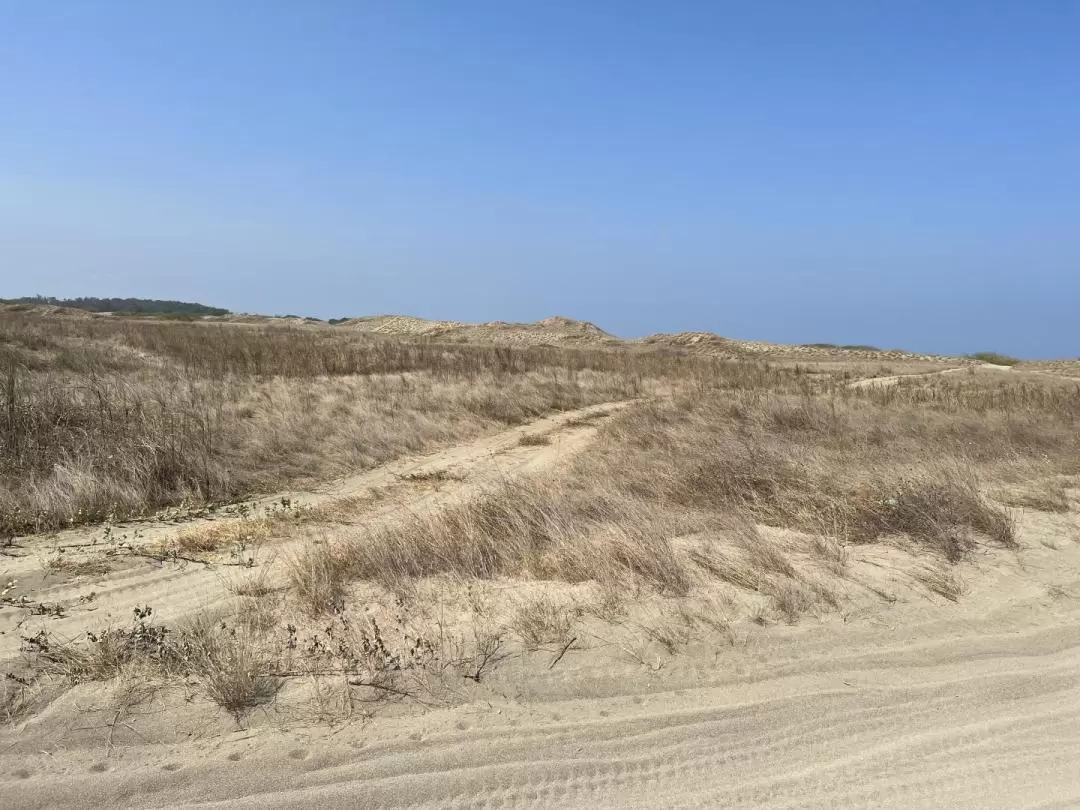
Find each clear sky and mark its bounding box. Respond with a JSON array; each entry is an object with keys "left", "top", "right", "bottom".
[{"left": 3, "top": 2, "right": 1078, "bottom": 357}]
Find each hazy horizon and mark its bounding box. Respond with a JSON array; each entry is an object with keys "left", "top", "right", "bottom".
[{"left": 5, "top": 2, "right": 1079, "bottom": 358}]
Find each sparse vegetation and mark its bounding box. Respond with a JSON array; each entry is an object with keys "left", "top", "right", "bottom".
[
  {"left": 0, "top": 308, "right": 682, "bottom": 534},
  {"left": 995, "top": 481, "right": 1072, "bottom": 513},
  {"left": 913, "top": 565, "right": 966, "bottom": 602},
  {"left": 510, "top": 595, "right": 577, "bottom": 650},
  {"left": 4, "top": 305, "right": 1077, "bottom": 733},
  {"left": 290, "top": 357, "right": 1076, "bottom": 633}
]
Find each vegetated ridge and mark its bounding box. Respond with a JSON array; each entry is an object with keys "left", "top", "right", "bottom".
[
  {"left": 5, "top": 298, "right": 1023, "bottom": 363},
  {"left": 3, "top": 295, "right": 229, "bottom": 317}
]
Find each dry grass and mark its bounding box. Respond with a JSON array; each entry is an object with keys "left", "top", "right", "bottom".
[
  {"left": 518, "top": 433, "right": 552, "bottom": 447},
  {"left": 8, "top": 307, "right": 1079, "bottom": 724},
  {"left": 323, "top": 482, "right": 694, "bottom": 597},
  {"left": 11, "top": 606, "right": 283, "bottom": 721},
  {"left": 688, "top": 542, "right": 763, "bottom": 591},
  {"left": 166, "top": 501, "right": 317, "bottom": 557},
  {"left": 227, "top": 567, "right": 279, "bottom": 598},
  {"left": 510, "top": 595, "right": 577, "bottom": 650},
  {"left": 994, "top": 480, "right": 1072, "bottom": 514},
  {"left": 45, "top": 552, "right": 111, "bottom": 578},
  {"left": 289, "top": 368, "right": 1074, "bottom": 625},
  {"left": 397, "top": 469, "right": 465, "bottom": 484},
  {"left": 180, "top": 615, "right": 279, "bottom": 717},
  {"left": 810, "top": 535, "right": 849, "bottom": 576},
  {"left": 285, "top": 541, "right": 348, "bottom": 615},
  {"left": 913, "top": 565, "right": 967, "bottom": 602},
  {"left": 3, "top": 308, "right": 723, "bottom": 535},
  {"left": 575, "top": 392, "right": 1027, "bottom": 561},
  {"left": 768, "top": 581, "right": 818, "bottom": 624}
]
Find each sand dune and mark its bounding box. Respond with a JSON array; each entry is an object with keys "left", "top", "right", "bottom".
[
  {"left": 0, "top": 401, "right": 629, "bottom": 666},
  {"left": 3, "top": 506, "right": 1078, "bottom": 808},
  {"left": 3, "top": 400, "right": 1080, "bottom": 807}
]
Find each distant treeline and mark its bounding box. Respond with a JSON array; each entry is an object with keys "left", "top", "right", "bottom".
[{"left": 3, "top": 296, "right": 230, "bottom": 317}]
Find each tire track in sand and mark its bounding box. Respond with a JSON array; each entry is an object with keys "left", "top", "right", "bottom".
[{"left": 0, "top": 401, "right": 630, "bottom": 663}]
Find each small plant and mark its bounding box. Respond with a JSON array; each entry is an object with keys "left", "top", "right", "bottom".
[
  {"left": 285, "top": 544, "right": 347, "bottom": 615},
  {"left": 228, "top": 568, "right": 277, "bottom": 598},
  {"left": 913, "top": 565, "right": 966, "bottom": 602},
  {"left": 186, "top": 622, "right": 278, "bottom": 719},
  {"left": 510, "top": 596, "right": 575, "bottom": 650},
  {"left": 461, "top": 627, "right": 508, "bottom": 683},
  {"left": 397, "top": 469, "right": 464, "bottom": 484},
  {"left": 810, "top": 535, "right": 849, "bottom": 576},
  {"left": 518, "top": 433, "right": 551, "bottom": 447},
  {"left": 768, "top": 581, "right": 814, "bottom": 624}
]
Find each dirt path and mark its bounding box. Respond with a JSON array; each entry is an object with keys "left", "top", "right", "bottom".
[
  {"left": 0, "top": 401, "right": 629, "bottom": 664},
  {"left": 846, "top": 363, "right": 1002, "bottom": 389},
  {"left": 849, "top": 362, "right": 1080, "bottom": 390}
]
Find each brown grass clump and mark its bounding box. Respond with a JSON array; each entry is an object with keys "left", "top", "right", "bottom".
[
  {"left": 810, "top": 535, "right": 849, "bottom": 576},
  {"left": 227, "top": 568, "right": 279, "bottom": 598},
  {"left": 45, "top": 552, "right": 111, "bottom": 578},
  {"left": 687, "top": 542, "right": 763, "bottom": 591},
  {"left": 994, "top": 480, "right": 1072, "bottom": 514},
  {"left": 285, "top": 542, "right": 349, "bottom": 615},
  {"left": 768, "top": 581, "right": 818, "bottom": 624},
  {"left": 518, "top": 433, "right": 552, "bottom": 447},
  {"left": 734, "top": 521, "right": 797, "bottom": 579},
  {"left": 913, "top": 565, "right": 967, "bottom": 602},
  {"left": 335, "top": 481, "right": 693, "bottom": 599},
  {"left": 510, "top": 595, "right": 577, "bottom": 650},
  {"left": 847, "top": 472, "right": 1016, "bottom": 561},
  {"left": 167, "top": 501, "right": 316, "bottom": 557},
  {"left": 576, "top": 391, "right": 1027, "bottom": 561},
  {"left": 178, "top": 615, "right": 279, "bottom": 717},
  {"left": 16, "top": 606, "right": 280, "bottom": 720}
]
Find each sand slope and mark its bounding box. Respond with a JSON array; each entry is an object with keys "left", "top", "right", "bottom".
[
  {"left": 3, "top": 410, "right": 1080, "bottom": 808},
  {"left": 3, "top": 521, "right": 1079, "bottom": 808},
  {"left": 0, "top": 402, "right": 629, "bottom": 665}
]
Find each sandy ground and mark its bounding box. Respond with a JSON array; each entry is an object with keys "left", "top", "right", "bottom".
[
  {"left": 3, "top": 403, "right": 1080, "bottom": 808},
  {"left": 848, "top": 362, "right": 1080, "bottom": 389},
  {"left": 846, "top": 363, "right": 1005, "bottom": 389},
  {"left": 0, "top": 401, "right": 629, "bottom": 664}
]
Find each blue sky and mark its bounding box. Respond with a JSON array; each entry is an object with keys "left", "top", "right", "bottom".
[{"left": 3, "top": 2, "right": 1078, "bottom": 357}]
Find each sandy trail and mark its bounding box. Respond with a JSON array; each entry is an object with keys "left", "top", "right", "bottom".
[
  {"left": 0, "top": 401, "right": 628, "bottom": 664},
  {"left": 848, "top": 362, "right": 1080, "bottom": 389},
  {"left": 846, "top": 363, "right": 1004, "bottom": 389}
]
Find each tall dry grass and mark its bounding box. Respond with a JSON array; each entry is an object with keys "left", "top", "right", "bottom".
[
  {"left": 1, "top": 308, "right": 779, "bottom": 534},
  {"left": 289, "top": 372, "right": 1080, "bottom": 615}
]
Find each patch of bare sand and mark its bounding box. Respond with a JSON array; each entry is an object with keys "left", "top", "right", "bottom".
[
  {"left": 847, "top": 361, "right": 1080, "bottom": 390},
  {"left": 3, "top": 494, "right": 1080, "bottom": 807}
]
